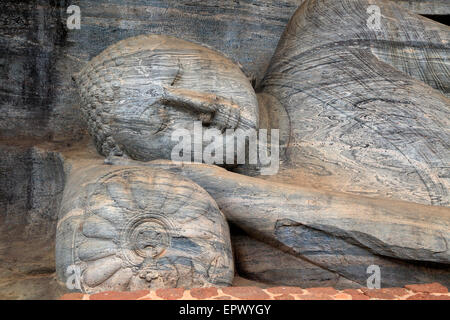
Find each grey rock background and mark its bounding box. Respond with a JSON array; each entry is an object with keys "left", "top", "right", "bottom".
[
  {"left": 0, "top": 143, "right": 65, "bottom": 299},
  {"left": 1, "top": 0, "right": 447, "bottom": 141},
  {"left": 396, "top": 0, "right": 450, "bottom": 15},
  {"left": 0, "top": 0, "right": 306, "bottom": 141}
]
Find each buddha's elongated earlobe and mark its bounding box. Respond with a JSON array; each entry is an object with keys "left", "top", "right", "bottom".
[{"left": 160, "top": 86, "right": 241, "bottom": 130}]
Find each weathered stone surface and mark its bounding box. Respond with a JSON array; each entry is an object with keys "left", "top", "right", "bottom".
[
  {"left": 74, "top": 34, "right": 258, "bottom": 160},
  {"left": 0, "top": 0, "right": 301, "bottom": 141},
  {"left": 0, "top": 143, "right": 65, "bottom": 300},
  {"left": 0, "top": 144, "right": 65, "bottom": 232},
  {"left": 0, "top": 1, "right": 78, "bottom": 140},
  {"left": 232, "top": 232, "right": 359, "bottom": 288},
  {"left": 107, "top": 158, "right": 450, "bottom": 287},
  {"left": 395, "top": 0, "right": 450, "bottom": 14},
  {"left": 261, "top": 0, "right": 450, "bottom": 207},
  {"left": 1, "top": 0, "right": 445, "bottom": 141},
  {"left": 55, "top": 163, "right": 233, "bottom": 294}
]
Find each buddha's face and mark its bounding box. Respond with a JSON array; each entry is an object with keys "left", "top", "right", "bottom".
[{"left": 76, "top": 35, "right": 259, "bottom": 162}]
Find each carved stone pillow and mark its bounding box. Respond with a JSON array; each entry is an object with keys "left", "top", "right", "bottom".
[{"left": 56, "top": 165, "right": 233, "bottom": 293}]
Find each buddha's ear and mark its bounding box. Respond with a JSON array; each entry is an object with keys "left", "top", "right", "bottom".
[{"left": 160, "top": 86, "right": 241, "bottom": 130}]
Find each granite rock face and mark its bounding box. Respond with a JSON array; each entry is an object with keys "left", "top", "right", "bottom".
[
  {"left": 0, "top": 0, "right": 304, "bottom": 141},
  {"left": 0, "top": 1, "right": 77, "bottom": 140},
  {"left": 106, "top": 158, "right": 450, "bottom": 287},
  {"left": 0, "top": 143, "right": 65, "bottom": 299},
  {"left": 0, "top": 144, "right": 65, "bottom": 233},
  {"left": 231, "top": 232, "right": 360, "bottom": 289},
  {"left": 395, "top": 0, "right": 450, "bottom": 14},
  {"left": 56, "top": 164, "right": 233, "bottom": 294},
  {"left": 1, "top": 0, "right": 446, "bottom": 141}
]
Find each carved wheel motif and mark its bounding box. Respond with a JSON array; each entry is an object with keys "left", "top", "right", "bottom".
[
  {"left": 72, "top": 168, "right": 179, "bottom": 292},
  {"left": 61, "top": 166, "right": 233, "bottom": 293},
  {"left": 120, "top": 214, "right": 172, "bottom": 267}
]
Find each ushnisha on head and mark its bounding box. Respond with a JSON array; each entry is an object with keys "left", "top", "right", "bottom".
[{"left": 74, "top": 34, "right": 259, "bottom": 162}]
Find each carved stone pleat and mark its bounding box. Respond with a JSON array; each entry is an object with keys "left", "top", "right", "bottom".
[{"left": 105, "top": 158, "right": 450, "bottom": 287}]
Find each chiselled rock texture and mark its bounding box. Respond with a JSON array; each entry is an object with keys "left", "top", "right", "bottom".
[
  {"left": 74, "top": 34, "right": 258, "bottom": 160},
  {"left": 260, "top": 0, "right": 450, "bottom": 207},
  {"left": 106, "top": 158, "right": 450, "bottom": 287},
  {"left": 0, "top": 0, "right": 444, "bottom": 141},
  {"left": 0, "top": 1, "right": 72, "bottom": 140},
  {"left": 395, "top": 0, "right": 450, "bottom": 14},
  {"left": 231, "top": 232, "right": 361, "bottom": 288},
  {"left": 0, "top": 0, "right": 301, "bottom": 141},
  {"left": 0, "top": 142, "right": 65, "bottom": 299},
  {"left": 56, "top": 164, "right": 233, "bottom": 294}
]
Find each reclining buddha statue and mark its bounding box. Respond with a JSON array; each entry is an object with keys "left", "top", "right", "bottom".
[{"left": 57, "top": 0, "right": 450, "bottom": 293}]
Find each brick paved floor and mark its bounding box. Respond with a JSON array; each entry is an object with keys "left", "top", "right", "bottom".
[{"left": 60, "top": 282, "right": 450, "bottom": 300}]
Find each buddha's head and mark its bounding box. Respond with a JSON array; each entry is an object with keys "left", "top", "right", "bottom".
[{"left": 74, "top": 34, "right": 259, "bottom": 162}]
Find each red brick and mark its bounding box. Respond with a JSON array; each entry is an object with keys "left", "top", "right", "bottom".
[
  {"left": 407, "top": 293, "right": 450, "bottom": 300},
  {"left": 221, "top": 286, "right": 270, "bottom": 300},
  {"left": 333, "top": 293, "right": 352, "bottom": 300},
  {"left": 307, "top": 287, "right": 339, "bottom": 296},
  {"left": 298, "top": 294, "right": 332, "bottom": 300},
  {"left": 342, "top": 289, "right": 369, "bottom": 300},
  {"left": 274, "top": 294, "right": 295, "bottom": 300},
  {"left": 360, "top": 288, "right": 396, "bottom": 300},
  {"left": 90, "top": 290, "right": 149, "bottom": 300},
  {"left": 381, "top": 287, "right": 409, "bottom": 297},
  {"left": 405, "top": 283, "right": 448, "bottom": 294},
  {"left": 60, "top": 293, "right": 84, "bottom": 300},
  {"left": 190, "top": 287, "right": 219, "bottom": 299},
  {"left": 155, "top": 288, "right": 185, "bottom": 300},
  {"left": 214, "top": 296, "right": 233, "bottom": 300},
  {"left": 266, "top": 287, "right": 304, "bottom": 295}
]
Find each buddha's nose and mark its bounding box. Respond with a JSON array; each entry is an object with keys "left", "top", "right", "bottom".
[{"left": 160, "top": 86, "right": 241, "bottom": 130}]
